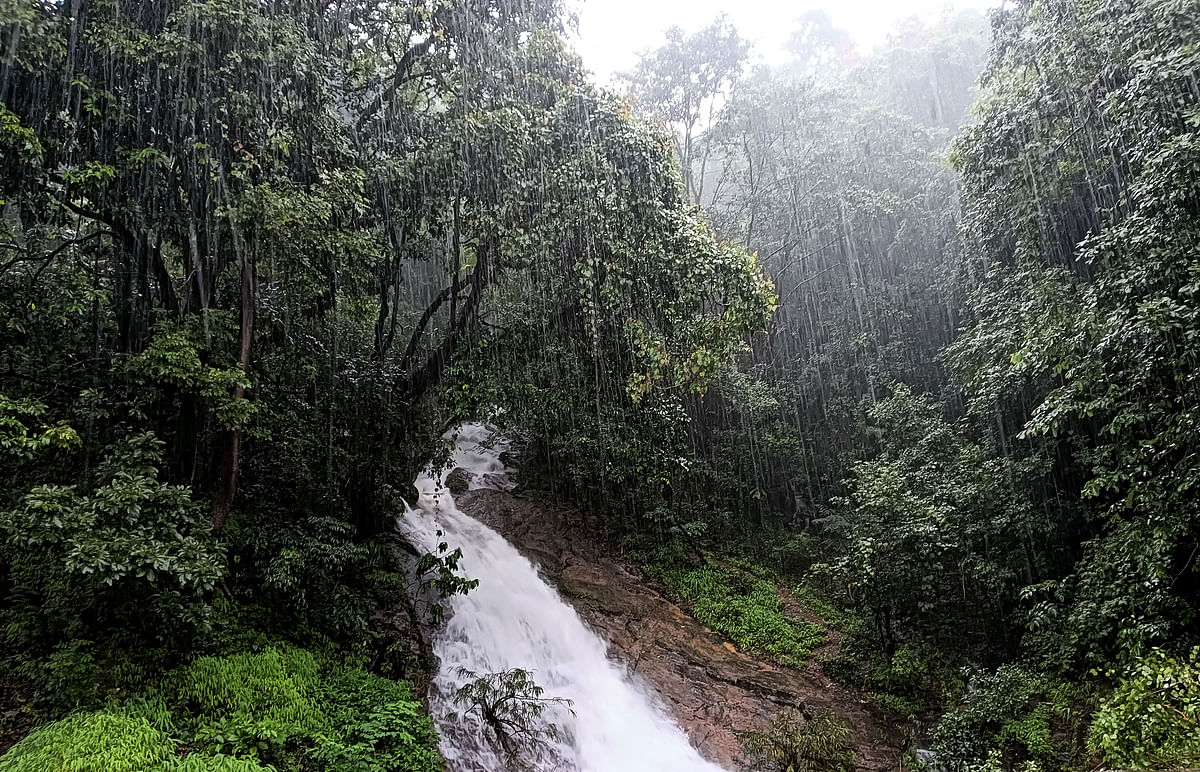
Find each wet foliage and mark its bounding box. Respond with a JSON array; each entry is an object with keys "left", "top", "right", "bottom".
[
  {"left": 740, "top": 710, "right": 854, "bottom": 772},
  {"left": 448, "top": 667, "right": 574, "bottom": 770},
  {"left": 2, "top": 0, "right": 1200, "bottom": 769}
]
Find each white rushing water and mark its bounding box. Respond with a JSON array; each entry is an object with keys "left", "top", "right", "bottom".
[{"left": 399, "top": 423, "right": 726, "bottom": 772}]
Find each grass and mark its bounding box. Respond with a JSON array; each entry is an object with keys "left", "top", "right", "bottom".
[{"left": 639, "top": 546, "right": 825, "bottom": 668}]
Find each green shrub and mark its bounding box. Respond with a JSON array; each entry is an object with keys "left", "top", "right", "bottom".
[
  {"left": 0, "top": 712, "right": 173, "bottom": 771},
  {"left": 0, "top": 711, "right": 263, "bottom": 772},
  {"left": 820, "top": 623, "right": 963, "bottom": 720},
  {"left": 741, "top": 710, "right": 854, "bottom": 771},
  {"left": 313, "top": 664, "right": 443, "bottom": 772},
  {"left": 0, "top": 708, "right": 274, "bottom": 771},
  {"left": 15, "top": 639, "right": 103, "bottom": 714},
  {"left": 869, "top": 643, "right": 957, "bottom": 718},
  {"left": 933, "top": 665, "right": 1081, "bottom": 771},
  {"left": 0, "top": 647, "right": 444, "bottom": 772},
  {"left": 223, "top": 512, "right": 381, "bottom": 641},
  {"left": 1088, "top": 646, "right": 1200, "bottom": 769},
  {"left": 790, "top": 586, "right": 854, "bottom": 631},
  {"left": 168, "top": 647, "right": 324, "bottom": 761},
  {"left": 164, "top": 756, "right": 272, "bottom": 771},
  {"left": 161, "top": 647, "right": 441, "bottom": 771},
  {"left": 0, "top": 433, "right": 226, "bottom": 698},
  {"left": 642, "top": 548, "right": 825, "bottom": 667}
]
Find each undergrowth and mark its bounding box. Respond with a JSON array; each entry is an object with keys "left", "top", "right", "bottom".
[
  {"left": 637, "top": 544, "right": 825, "bottom": 668},
  {"left": 0, "top": 646, "right": 442, "bottom": 772}
]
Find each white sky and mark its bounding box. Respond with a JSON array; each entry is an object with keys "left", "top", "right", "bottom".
[{"left": 568, "top": 0, "right": 998, "bottom": 85}]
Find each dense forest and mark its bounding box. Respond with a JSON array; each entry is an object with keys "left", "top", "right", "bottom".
[{"left": 1, "top": 0, "right": 1199, "bottom": 770}]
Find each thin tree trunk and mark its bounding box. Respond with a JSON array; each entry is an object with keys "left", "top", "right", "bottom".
[
  {"left": 211, "top": 253, "right": 256, "bottom": 531},
  {"left": 449, "top": 194, "right": 462, "bottom": 328}
]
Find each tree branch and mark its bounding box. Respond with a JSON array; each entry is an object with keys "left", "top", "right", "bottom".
[
  {"left": 398, "top": 284, "right": 456, "bottom": 373},
  {"left": 354, "top": 35, "right": 438, "bottom": 134},
  {"left": 0, "top": 230, "right": 113, "bottom": 279},
  {"left": 401, "top": 241, "right": 492, "bottom": 401}
]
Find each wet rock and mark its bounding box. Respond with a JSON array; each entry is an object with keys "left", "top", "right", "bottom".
[
  {"left": 457, "top": 489, "right": 905, "bottom": 771},
  {"left": 444, "top": 468, "right": 473, "bottom": 495},
  {"left": 368, "top": 533, "right": 437, "bottom": 687}
]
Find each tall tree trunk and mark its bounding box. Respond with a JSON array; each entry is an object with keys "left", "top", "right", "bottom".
[
  {"left": 449, "top": 194, "right": 462, "bottom": 328},
  {"left": 211, "top": 253, "right": 256, "bottom": 531}
]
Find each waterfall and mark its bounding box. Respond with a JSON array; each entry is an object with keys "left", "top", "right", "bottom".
[{"left": 400, "top": 423, "right": 727, "bottom": 772}]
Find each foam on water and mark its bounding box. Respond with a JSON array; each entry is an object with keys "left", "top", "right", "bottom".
[{"left": 399, "top": 422, "right": 726, "bottom": 772}]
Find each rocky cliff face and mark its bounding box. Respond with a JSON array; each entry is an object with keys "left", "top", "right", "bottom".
[{"left": 456, "top": 489, "right": 904, "bottom": 771}]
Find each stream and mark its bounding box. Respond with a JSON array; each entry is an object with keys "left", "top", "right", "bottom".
[{"left": 399, "top": 423, "right": 725, "bottom": 771}]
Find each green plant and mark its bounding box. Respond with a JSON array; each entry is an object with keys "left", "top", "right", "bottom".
[
  {"left": 223, "top": 513, "right": 380, "bottom": 641},
  {"left": 313, "top": 665, "right": 443, "bottom": 772},
  {"left": 0, "top": 433, "right": 226, "bottom": 711},
  {"left": 642, "top": 548, "right": 825, "bottom": 667},
  {"left": 0, "top": 707, "right": 278, "bottom": 770},
  {"left": 0, "top": 395, "right": 79, "bottom": 460},
  {"left": 933, "top": 665, "right": 1081, "bottom": 771},
  {"left": 168, "top": 647, "right": 323, "bottom": 761},
  {"left": 0, "top": 711, "right": 174, "bottom": 772},
  {"left": 143, "top": 646, "right": 442, "bottom": 772},
  {"left": 414, "top": 534, "right": 480, "bottom": 625},
  {"left": 127, "top": 320, "right": 256, "bottom": 430},
  {"left": 163, "top": 756, "right": 273, "bottom": 771},
  {"left": 16, "top": 639, "right": 102, "bottom": 714},
  {"left": 1088, "top": 647, "right": 1200, "bottom": 769},
  {"left": 449, "top": 668, "right": 573, "bottom": 768},
  {"left": 0, "top": 433, "right": 225, "bottom": 624},
  {"left": 741, "top": 710, "right": 854, "bottom": 771},
  {"left": 869, "top": 644, "right": 960, "bottom": 718}
]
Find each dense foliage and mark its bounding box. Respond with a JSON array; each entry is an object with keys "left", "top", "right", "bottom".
[
  {"left": 0, "top": 648, "right": 440, "bottom": 771},
  {"left": 639, "top": 546, "right": 825, "bottom": 667},
  {"left": 614, "top": 0, "right": 1200, "bottom": 769},
  {"left": 0, "top": 0, "right": 771, "bottom": 765},
  {"left": 3, "top": 0, "right": 1199, "bottom": 768}
]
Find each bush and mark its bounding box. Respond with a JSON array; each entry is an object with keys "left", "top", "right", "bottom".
[
  {"left": 933, "top": 665, "right": 1081, "bottom": 771},
  {"left": 163, "top": 647, "right": 442, "bottom": 771},
  {"left": 0, "top": 434, "right": 226, "bottom": 713},
  {"left": 0, "top": 710, "right": 271, "bottom": 772},
  {"left": 313, "top": 664, "right": 443, "bottom": 772},
  {"left": 869, "top": 644, "right": 958, "bottom": 718},
  {"left": 641, "top": 547, "right": 825, "bottom": 667},
  {"left": 0, "top": 712, "right": 175, "bottom": 772},
  {"left": 1088, "top": 647, "right": 1200, "bottom": 769},
  {"left": 0, "top": 646, "right": 444, "bottom": 772},
  {"left": 819, "top": 622, "right": 962, "bottom": 719},
  {"left": 223, "top": 512, "right": 381, "bottom": 641},
  {"left": 169, "top": 647, "right": 325, "bottom": 761},
  {"left": 16, "top": 639, "right": 103, "bottom": 714},
  {"left": 741, "top": 710, "right": 854, "bottom": 771},
  {"left": 0, "top": 434, "right": 225, "bottom": 665}
]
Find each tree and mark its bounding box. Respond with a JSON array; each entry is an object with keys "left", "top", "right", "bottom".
[
  {"left": 621, "top": 16, "right": 749, "bottom": 204},
  {"left": 784, "top": 11, "right": 856, "bottom": 76},
  {"left": 450, "top": 668, "right": 574, "bottom": 769},
  {"left": 823, "top": 385, "right": 1045, "bottom": 656},
  {"left": 0, "top": 0, "right": 776, "bottom": 675},
  {"left": 949, "top": 0, "right": 1200, "bottom": 671}
]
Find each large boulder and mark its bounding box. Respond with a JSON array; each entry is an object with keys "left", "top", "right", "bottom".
[{"left": 445, "top": 468, "right": 473, "bottom": 495}]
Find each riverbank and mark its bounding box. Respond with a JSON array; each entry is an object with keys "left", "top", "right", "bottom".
[{"left": 457, "top": 488, "right": 904, "bottom": 770}]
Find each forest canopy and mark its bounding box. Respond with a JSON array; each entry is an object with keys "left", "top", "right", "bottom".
[{"left": 2, "top": 0, "right": 1200, "bottom": 770}]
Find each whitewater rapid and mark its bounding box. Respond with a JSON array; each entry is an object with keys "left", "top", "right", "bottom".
[{"left": 399, "top": 423, "right": 726, "bottom": 772}]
